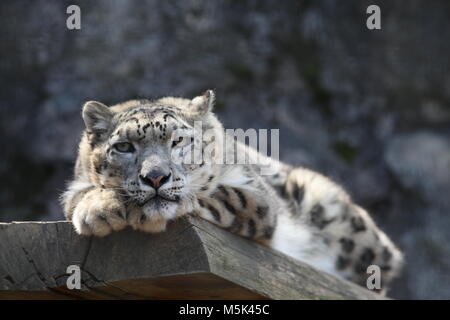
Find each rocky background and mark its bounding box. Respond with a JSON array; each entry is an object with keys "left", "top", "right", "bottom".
[{"left": 0, "top": 0, "right": 449, "bottom": 299}]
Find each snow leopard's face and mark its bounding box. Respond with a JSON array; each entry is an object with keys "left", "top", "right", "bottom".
[{"left": 83, "top": 91, "right": 222, "bottom": 221}]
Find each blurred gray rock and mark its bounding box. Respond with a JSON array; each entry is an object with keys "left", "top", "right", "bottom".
[{"left": 385, "top": 132, "right": 450, "bottom": 206}]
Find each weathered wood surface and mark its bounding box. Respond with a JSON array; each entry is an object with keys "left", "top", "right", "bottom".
[{"left": 0, "top": 217, "right": 384, "bottom": 300}]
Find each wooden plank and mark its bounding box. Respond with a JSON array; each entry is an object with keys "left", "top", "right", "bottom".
[
  {"left": 0, "top": 217, "right": 384, "bottom": 300},
  {"left": 0, "top": 273, "right": 268, "bottom": 300}
]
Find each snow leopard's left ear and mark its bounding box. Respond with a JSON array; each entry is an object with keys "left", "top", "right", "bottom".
[{"left": 187, "top": 90, "right": 215, "bottom": 117}]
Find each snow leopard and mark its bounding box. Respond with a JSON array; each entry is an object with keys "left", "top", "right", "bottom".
[{"left": 61, "top": 90, "right": 404, "bottom": 293}]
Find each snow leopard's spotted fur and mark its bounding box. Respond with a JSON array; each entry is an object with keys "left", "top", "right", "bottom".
[{"left": 62, "top": 90, "right": 404, "bottom": 293}]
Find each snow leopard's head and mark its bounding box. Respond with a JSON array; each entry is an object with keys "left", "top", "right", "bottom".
[{"left": 82, "top": 90, "right": 224, "bottom": 229}]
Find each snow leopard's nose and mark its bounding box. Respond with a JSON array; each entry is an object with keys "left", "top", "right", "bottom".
[{"left": 139, "top": 170, "right": 171, "bottom": 189}]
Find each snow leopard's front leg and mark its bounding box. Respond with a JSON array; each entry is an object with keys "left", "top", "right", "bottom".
[
  {"left": 194, "top": 179, "right": 284, "bottom": 243},
  {"left": 61, "top": 180, "right": 128, "bottom": 236}
]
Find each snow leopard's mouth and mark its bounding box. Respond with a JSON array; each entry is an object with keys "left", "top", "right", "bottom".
[{"left": 138, "top": 194, "right": 180, "bottom": 207}]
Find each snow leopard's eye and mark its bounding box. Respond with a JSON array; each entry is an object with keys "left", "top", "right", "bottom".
[
  {"left": 171, "top": 136, "right": 184, "bottom": 148},
  {"left": 114, "top": 142, "right": 135, "bottom": 153}
]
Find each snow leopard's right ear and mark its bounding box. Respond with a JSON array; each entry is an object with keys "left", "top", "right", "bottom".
[
  {"left": 82, "top": 101, "right": 113, "bottom": 133},
  {"left": 187, "top": 90, "right": 215, "bottom": 118}
]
